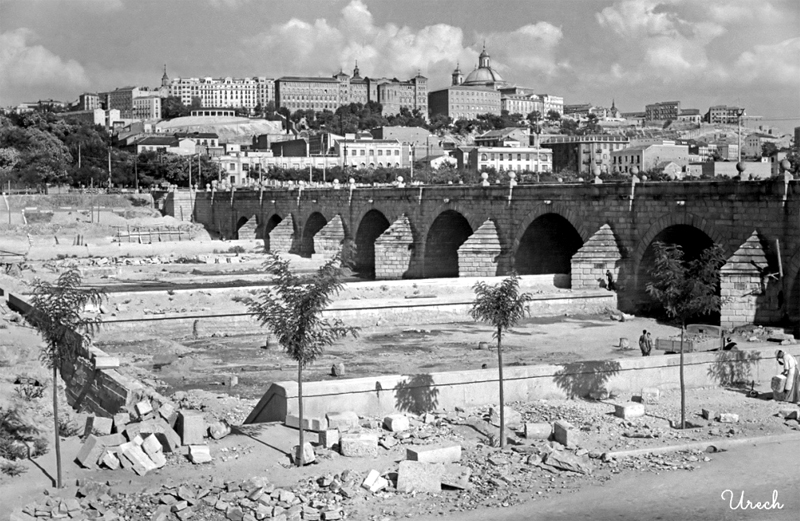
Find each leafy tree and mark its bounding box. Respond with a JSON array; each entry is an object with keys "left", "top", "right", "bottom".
[
  {"left": 427, "top": 113, "right": 452, "bottom": 133},
  {"left": 470, "top": 274, "right": 531, "bottom": 447},
  {"left": 646, "top": 242, "right": 725, "bottom": 429},
  {"left": 26, "top": 269, "right": 105, "bottom": 488},
  {"left": 242, "top": 254, "right": 358, "bottom": 466},
  {"left": 761, "top": 142, "right": 779, "bottom": 158},
  {"left": 546, "top": 110, "right": 561, "bottom": 122},
  {"left": 161, "top": 96, "right": 190, "bottom": 120}
]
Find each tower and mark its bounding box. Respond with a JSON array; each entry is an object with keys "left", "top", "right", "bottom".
[
  {"left": 352, "top": 61, "right": 361, "bottom": 79},
  {"left": 451, "top": 63, "right": 463, "bottom": 86},
  {"left": 479, "top": 43, "right": 490, "bottom": 69},
  {"left": 161, "top": 64, "right": 169, "bottom": 87}
]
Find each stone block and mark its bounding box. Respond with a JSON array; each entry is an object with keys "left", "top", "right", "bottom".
[
  {"left": 614, "top": 402, "right": 645, "bottom": 420},
  {"left": 226, "top": 375, "right": 238, "bottom": 388},
  {"left": 396, "top": 461, "right": 444, "bottom": 493},
  {"left": 121, "top": 445, "right": 157, "bottom": 476},
  {"left": 640, "top": 388, "right": 660, "bottom": 403},
  {"left": 75, "top": 435, "right": 104, "bottom": 468},
  {"left": 123, "top": 422, "right": 142, "bottom": 441},
  {"left": 325, "top": 411, "right": 359, "bottom": 430},
  {"left": 159, "top": 403, "right": 176, "bottom": 423},
  {"left": 383, "top": 414, "right": 410, "bottom": 432},
  {"left": 99, "top": 451, "right": 120, "bottom": 470},
  {"left": 718, "top": 413, "right": 739, "bottom": 423},
  {"left": 489, "top": 406, "right": 522, "bottom": 429},
  {"left": 84, "top": 416, "right": 113, "bottom": 437},
  {"left": 360, "top": 469, "right": 381, "bottom": 490},
  {"left": 779, "top": 408, "right": 799, "bottom": 420},
  {"left": 94, "top": 356, "right": 120, "bottom": 369},
  {"left": 155, "top": 419, "right": 182, "bottom": 452},
  {"left": 150, "top": 451, "right": 167, "bottom": 469},
  {"left": 178, "top": 410, "right": 206, "bottom": 445},
  {"left": 285, "top": 414, "right": 327, "bottom": 432},
  {"left": 524, "top": 422, "right": 552, "bottom": 440},
  {"left": 208, "top": 421, "right": 231, "bottom": 440},
  {"left": 440, "top": 464, "right": 471, "bottom": 490},
  {"left": 142, "top": 434, "right": 163, "bottom": 457},
  {"left": 319, "top": 429, "right": 340, "bottom": 449},
  {"left": 291, "top": 442, "right": 316, "bottom": 465},
  {"left": 701, "top": 408, "right": 717, "bottom": 421},
  {"left": 405, "top": 442, "right": 461, "bottom": 464},
  {"left": 543, "top": 450, "right": 592, "bottom": 474},
  {"left": 339, "top": 433, "right": 379, "bottom": 458},
  {"left": 189, "top": 445, "right": 212, "bottom": 464},
  {"left": 97, "top": 433, "right": 126, "bottom": 447},
  {"left": 369, "top": 476, "right": 388, "bottom": 493},
  {"left": 136, "top": 400, "right": 154, "bottom": 418},
  {"left": 112, "top": 412, "right": 130, "bottom": 433},
  {"left": 553, "top": 420, "right": 580, "bottom": 447}
]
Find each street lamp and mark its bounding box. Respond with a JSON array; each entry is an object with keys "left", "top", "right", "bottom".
[{"left": 736, "top": 108, "right": 746, "bottom": 163}]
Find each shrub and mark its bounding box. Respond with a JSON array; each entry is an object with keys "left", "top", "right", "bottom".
[
  {"left": 0, "top": 460, "right": 27, "bottom": 477},
  {"left": 227, "top": 246, "right": 246, "bottom": 254}
]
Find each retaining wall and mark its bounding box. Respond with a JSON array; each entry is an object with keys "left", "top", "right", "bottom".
[{"left": 245, "top": 345, "right": 799, "bottom": 423}]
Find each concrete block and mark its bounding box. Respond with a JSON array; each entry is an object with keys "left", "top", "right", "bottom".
[
  {"left": 441, "top": 464, "right": 471, "bottom": 490},
  {"left": 369, "top": 476, "right": 389, "bottom": 493},
  {"left": 142, "top": 434, "right": 163, "bottom": 457},
  {"left": 360, "top": 469, "right": 381, "bottom": 491},
  {"left": 396, "top": 461, "right": 444, "bottom": 493},
  {"left": 112, "top": 412, "right": 130, "bottom": 433},
  {"left": 325, "top": 411, "right": 359, "bottom": 430},
  {"left": 226, "top": 375, "right": 239, "bottom": 387},
  {"left": 121, "top": 445, "right": 157, "bottom": 476},
  {"left": 159, "top": 402, "right": 176, "bottom": 423},
  {"left": 154, "top": 419, "right": 182, "bottom": 452},
  {"left": 123, "top": 422, "right": 142, "bottom": 442},
  {"left": 640, "top": 388, "right": 660, "bottom": 403},
  {"left": 97, "top": 433, "right": 126, "bottom": 447},
  {"left": 524, "top": 422, "right": 552, "bottom": 440},
  {"left": 136, "top": 400, "right": 154, "bottom": 418},
  {"left": 383, "top": 414, "right": 410, "bottom": 432},
  {"left": 701, "top": 409, "right": 717, "bottom": 421},
  {"left": 94, "top": 356, "right": 120, "bottom": 369},
  {"left": 150, "top": 451, "right": 167, "bottom": 469},
  {"left": 718, "top": 413, "right": 739, "bottom": 423},
  {"left": 75, "top": 435, "right": 104, "bottom": 468},
  {"left": 285, "top": 414, "right": 328, "bottom": 432},
  {"left": 84, "top": 416, "right": 113, "bottom": 437},
  {"left": 319, "top": 429, "right": 340, "bottom": 449},
  {"left": 614, "top": 402, "right": 645, "bottom": 420},
  {"left": 99, "top": 450, "right": 120, "bottom": 470},
  {"left": 178, "top": 410, "right": 206, "bottom": 445},
  {"left": 489, "top": 406, "right": 522, "bottom": 429},
  {"left": 405, "top": 443, "right": 461, "bottom": 464},
  {"left": 189, "top": 445, "right": 212, "bottom": 464},
  {"left": 339, "top": 433, "right": 379, "bottom": 458},
  {"left": 291, "top": 442, "right": 316, "bottom": 465},
  {"left": 779, "top": 408, "right": 799, "bottom": 420},
  {"left": 553, "top": 420, "right": 580, "bottom": 447}
]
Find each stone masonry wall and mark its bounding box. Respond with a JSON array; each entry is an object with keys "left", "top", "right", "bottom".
[{"left": 268, "top": 215, "right": 294, "bottom": 254}]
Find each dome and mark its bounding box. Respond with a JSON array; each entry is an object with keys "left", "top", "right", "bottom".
[{"left": 463, "top": 67, "right": 504, "bottom": 86}]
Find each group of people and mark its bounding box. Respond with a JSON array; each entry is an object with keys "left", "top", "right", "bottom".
[{"left": 639, "top": 330, "right": 653, "bottom": 356}]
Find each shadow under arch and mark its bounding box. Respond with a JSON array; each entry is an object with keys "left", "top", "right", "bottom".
[
  {"left": 514, "top": 213, "right": 583, "bottom": 275},
  {"left": 354, "top": 209, "right": 390, "bottom": 279},
  {"left": 423, "top": 209, "right": 473, "bottom": 278}
]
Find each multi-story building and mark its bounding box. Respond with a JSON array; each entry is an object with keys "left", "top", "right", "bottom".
[
  {"left": 334, "top": 136, "right": 407, "bottom": 169},
  {"left": 677, "top": 108, "right": 701, "bottom": 124},
  {"left": 541, "top": 134, "right": 630, "bottom": 175},
  {"left": 645, "top": 101, "right": 680, "bottom": 122},
  {"left": 539, "top": 94, "right": 564, "bottom": 116},
  {"left": 611, "top": 143, "right": 701, "bottom": 173},
  {"left": 102, "top": 87, "right": 141, "bottom": 119},
  {"left": 501, "top": 93, "right": 541, "bottom": 116},
  {"left": 428, "top": 85, "right": 501, "bottom": 121},
  {"left": 132, "top": 95, "right": 162, "bottom": 120},
  {"left": 464, "top": 144, "right": 552, "bottom": 174},
  {"left": 704, "top": 105, "right": 745, "bottom": 125},
  {"left": 162, "top": 67, "right": 274, "bottom": 112},
  {"left": 76, "top": 93, "right": 100, "bottom": 111},
  {"left": 474, "top": 128, "right": 532, "bottom": 147},
  {"left": 275, "top": 65, "right": 427, "bottom": 118}
]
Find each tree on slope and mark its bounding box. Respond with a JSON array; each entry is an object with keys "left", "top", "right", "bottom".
[
  {"left": 470, "top": 273, "right": 532, "bottom": 448},
  {"left": 27, "top": 268, "right": 105, "bottom": 488},
  {"left": 646, "top": 242, "right": 725, "bottom": 429},
  {"left": 242, "top": 253, "right": 358, "bottom": 466}
]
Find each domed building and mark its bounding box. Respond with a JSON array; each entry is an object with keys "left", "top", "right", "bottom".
[{"left": 458, "top": 47, "right": 508, "bottom": 90}]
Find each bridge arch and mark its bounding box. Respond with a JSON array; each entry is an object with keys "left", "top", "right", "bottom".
[
  {"left": 298, "top": 211, "right": 328, "bottom": 257},
  {"left": 424, "top": 209, "right": 473, "bottom": 278},
  {"left": 235, "top": 214, "right": 258, "bottom": 240},
  {"left": 354, "top": 209, "right": 391, "bottom": 279},
  {"left": 260, "top": 213, "right": 283, "bottom": 251},
  {"left": 633, "top": 213, "right": 722, "bottom": 314},
  {"left": 514, "top": 213, "right": 584, "bottom": 275}
]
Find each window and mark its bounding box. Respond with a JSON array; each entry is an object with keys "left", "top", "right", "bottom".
[
  {"left": 360, "top": 150, "right": 365, "bottom": 156},
  {"left": 229, "top": 163, "right": 235, "bottom": 170},
  {"left": 378, "top": 150, "right": 383, "bottom": 156}
]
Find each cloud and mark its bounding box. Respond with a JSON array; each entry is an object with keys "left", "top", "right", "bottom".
[
  {"left": 245, "top": 0, "right": 563, "bottom": 86},
  {"left": 734, "top": 37, "right": 800, "bottom": 85},
  {"left": 22, "top": 0, "right": 124, "bottom": 10},
  {"left": 0, "top": 28, "right": 90, "bottom": 103}
]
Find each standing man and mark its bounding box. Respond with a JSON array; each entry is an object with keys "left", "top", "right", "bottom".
[
  {"left": 776, "top": 350, "right": 799, "bottom": 403},
  {"left": 645, "top": 331, "right": 653, "bottom": 356},
  {"left": 639, "top": 330, "right": 649, "bottom": 357}
]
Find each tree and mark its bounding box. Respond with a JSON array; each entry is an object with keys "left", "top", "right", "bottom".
[
  {"left": 26, "top": 269, "right": 105, "bottom": 488},
  {"left": 761, "top": 142, "right": 779, "bottom": 158},
  {"left": 161, "top": 96, "right": 189, "bottom": 120},
  {"left": 470, "top": 274, "right": 532, "bottom": 448},
  {"left": 645, "top": 242, "right": 725, "bottom": 429},
  {"left": 242, "top": 254, "right": 358, "bottom": 466},
  {"left": 546, "top": 110, "right": 561, "bottom": 122}
]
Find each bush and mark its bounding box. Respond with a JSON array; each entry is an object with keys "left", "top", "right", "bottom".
[
  {"left": 0, "top": 460, "right": 27, "bottom": 477},
  {"left": 14, "top": 376, "right": 46, "bottom": 401},
  {"left": 227, "top": 246, "right": 246, "bottom": 254}
]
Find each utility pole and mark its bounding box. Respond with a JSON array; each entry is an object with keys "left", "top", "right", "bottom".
[
  {"left": 78, "top": 143, "right": 81, "bottom": 169},
  {"left": 107, "top": 147, "right": 111, "bottom": 188},
  {"left": 737, "top": 108, "right": 746, "bottom": 163},
  {"left": 134, "top": 156, "right": 138, "bottom": 192}
]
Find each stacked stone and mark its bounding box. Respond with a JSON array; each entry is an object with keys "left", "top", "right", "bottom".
[
  {"left": 268, "top": 215, "right": 295, "bottom": 253},
  {"left": 457, "top": 219, "right": 501, "bottom": 278},
  {"left": 570, "top": 224, "right": 621, "bottom": 290},
  {"left": 720, "top": 231, "right": 774, "bottom": 328},
  {"left": 312, "top": 215, "right": 345, "bottom": 260},
  {"left": 237, "top": 215, "right": 258, "bottom": 240},
  {"left": 374, "top": 215, "right": 414, "bottom": 279}
]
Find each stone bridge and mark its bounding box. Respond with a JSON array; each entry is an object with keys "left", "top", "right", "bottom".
[{"left": 178, "top": 178, "right": 800, "bottom": 330}]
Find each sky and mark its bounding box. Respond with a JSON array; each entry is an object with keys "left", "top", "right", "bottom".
[{"left": 1, "top": 0, "right": 798, "bottom": 132}]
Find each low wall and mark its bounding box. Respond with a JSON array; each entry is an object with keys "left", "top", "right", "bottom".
[
  {"left": 8, "top": 292, "right": 147, "bottom": 417},
  {"left": 93, "top": 291, "right": 615, "bottom": 340},
  {"left": 245, "top": 345, "right": 799, "bottom": 423}
]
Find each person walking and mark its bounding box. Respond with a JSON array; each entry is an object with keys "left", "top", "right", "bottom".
[
  {"left": 639, "top": 330, "right": 649, "bottom": 356},
  {"left": 776, "top": 350, "right": 799, "bottom": 403}
]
